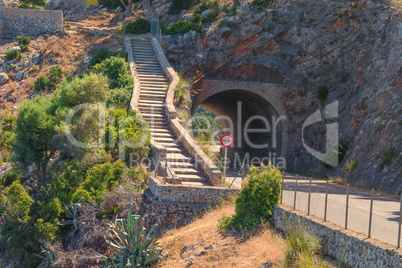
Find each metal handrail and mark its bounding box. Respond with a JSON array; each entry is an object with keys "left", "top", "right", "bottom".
[
  {"left": 145, "top": 0, "right": 162, "bottom": 44},
  {"left": 228, "top": 159, "right": 246, "bottom": 189},
  {"left": 154, "top": 157, "right": 177, "bottom": 184}
]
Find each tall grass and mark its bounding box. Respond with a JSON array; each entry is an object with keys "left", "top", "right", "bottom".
[{"left": 285, "top": 221, "right": 332, "bottom": 268}]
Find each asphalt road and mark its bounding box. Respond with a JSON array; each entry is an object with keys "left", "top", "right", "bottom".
[{"left": 225, "top": 169, "right": 401, "bottom": 247}]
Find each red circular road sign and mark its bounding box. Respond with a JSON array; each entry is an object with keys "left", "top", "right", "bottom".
[{"left": 220, "top": 134, "right": 234, "bottom": 148}]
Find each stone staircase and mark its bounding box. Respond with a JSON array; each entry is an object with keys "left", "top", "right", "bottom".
[{"left": 130, "top": 38, "right": 209, "bottom": 186}]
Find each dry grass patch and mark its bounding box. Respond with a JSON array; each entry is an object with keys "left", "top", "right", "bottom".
[{"left": 156, "top": 203, "right": 286, "bottom": 268}]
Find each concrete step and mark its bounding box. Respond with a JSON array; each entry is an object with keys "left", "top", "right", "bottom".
[
  {"left": 139, "top": 100, "right": 164, "bottom": 105},
  {"left": 142, "top": 113, "right": 164, "bottom": 118},
  {"left": 152, "top": 132, "right": 174, "bottom": 138},
  {"left": 140, "top": 85, "right": 168, "bottom": 90},
  {"left": 150, "top": 129, "right": 171, "bottom": 135},
  {"left": 140, "top": 82, "right": 168, "bottom": 87},
  {"left": 147, "top": 121, "right": 168, "bottom": 127},
  {"left": 138, "top": 74, "right": 167, "bottom": 79},
  {"left": 168, "top": 162, "right": 195, "bottom": 169},
  {"left": 140, "top": 89, "right": 167, "bottom": 94},
  {"left": 153, "top": 137, "right": 176, "bottom": 143},
  {"left": 140, "top": 78, "right": 169, "bottom": 83},
  {"left": 167, "top": 153, "right": 192, "bottom": 161},
  {"left": 171, "top": 168, "right": 200, "bottom": 175},
  {"left": 166, "top": 147, "right": 183, "bottom": 153},
  {"left": 177, "top": 174, "right": 206, "bottom": 182},
  {"left": 138, "top": 107, "right": 164, "bottom": 113},
  {"left": 140, "top": 94, "right": 165, "bottom": 100},
  {"left": 157, "top": 142, "right": 180, "bottom": 148},
  {"left": 136, "top": 66, "right": 163, "bottom": 72}
]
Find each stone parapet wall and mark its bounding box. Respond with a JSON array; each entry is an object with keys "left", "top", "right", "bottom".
[
  {"left": 0, "top": 7, "right": 63, "bottom": 38},
  {"left": 149, "top": 177, "right": 239, "bottom": 204},
  {"left": 273, "top": 205, "right": 402, "bottom": 268}
]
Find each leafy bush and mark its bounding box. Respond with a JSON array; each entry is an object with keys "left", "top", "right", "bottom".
[
  {"left": 168, "top": 0, "right": 197, "bottom": 14},
  {"left": 74, "top": 160, "right": 126, "bottom": 202},
  {"left": 194, "top": 0, "right": 219, "bottom": 15},
  {"left": 0, "top": 181, "right": 34, "bottom": 219},
  {"left": 379, "top": 147, "right": 397, "bottom": 169},
  {"left": 34, "top": 66, "right": 63, "bottom": 92},
  {"left": 31, "top": 65, "right": 39, "bottom": 72},
  {"left": 124, "top": 18, "right": 151, "bottom": 34},
  {"left": 88, "top": 50, "right": 128, "bottom": 68},
  {"left": 219, "top": 163, "right": 281, "bottom": 231},
  {"left": 0, "top": 170, "right": 21, "bottom": 187},
  {"left": 101, "top": 208, "right": 162, "bottom": 267},
  {"left": 252, "top": 0, "right": 274, "bottom": 5},
  {"left": 5, "top": 49, "right": 22, "bottom": 60},
  {"left": 0, "top": 112, "right": 16, "bottom": 162},
  {"left": 165, "top": 21, "right": 202, "bottom": 35},
  {"left": 100, "top": 56, "right": 132, "bottom": 88},
  {"left": 17, "top": 35, "right": 31, "bottom": 46},
  {"left": 202, "top": 11, "right": 219, "bottom": 23},
  {"left": 192, "top": 14, "right": 202, "bottom": 23},
  {"left": 64, "top": 22, "right": 72, "bottom": 28},
  {"left": 34, "top": 75, "right": 48, "bottom": 92},
  {"left": 317, "top": 86, "right": 329, "bottom": 100}
]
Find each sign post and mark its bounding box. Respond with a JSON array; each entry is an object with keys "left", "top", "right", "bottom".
[{"left": 220, "top": 134, "right": 234, "bottom": 187}]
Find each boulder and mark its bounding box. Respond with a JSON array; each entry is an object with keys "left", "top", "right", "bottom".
[
  {"left": 15, "top": 71, "right": 23, "bottom": 81},
  {"left": 0, "top": 72, "right": 9, "bottom": 85}
]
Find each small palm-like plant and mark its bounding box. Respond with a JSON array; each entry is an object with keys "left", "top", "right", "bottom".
[
  {"left": 101, "top": 207, "right": 162, "bottom": 267},
  {"left": 57, "top": 198, "right": 82, "bottom": 243},
  {"left": 35, "top": 246, "right": 56, "bottom": 268}
]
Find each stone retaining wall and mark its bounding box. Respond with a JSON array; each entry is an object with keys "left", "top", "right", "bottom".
[
  {"left": 149, "top": 177, "right": 238, "bottom": 204},
  {"left": 141, "top": 189, "right": 208, "bottom": 229},
  {"left": 273, "top": 205, "right": 402, "bottom": 268},
  {"left": 0, "top": 7, "right": 63, "bottom": 38}
]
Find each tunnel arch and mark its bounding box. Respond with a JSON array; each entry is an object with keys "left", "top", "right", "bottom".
[{"left": 192, "top": 79, "right": 289, "bottom": 168}]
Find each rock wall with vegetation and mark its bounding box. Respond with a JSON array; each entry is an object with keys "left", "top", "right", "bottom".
[
  {"left": 0, "top": 7, "right": 64, "bottom": 38},
  {"left": 273, "top": 204, "right": 402, "bottom": 267},
  {"left": 158, "top": 0, "right": 401, "bottom": 194}
]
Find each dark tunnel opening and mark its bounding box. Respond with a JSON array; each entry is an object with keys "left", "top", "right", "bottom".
[{"left": 192, "top": 89, "right": 284, "bottom": 168}]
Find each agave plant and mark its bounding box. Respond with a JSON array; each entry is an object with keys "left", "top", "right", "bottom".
[
  {"left": 57, "top": 198, "right": 82, "bottom": 243},
  {"left": 35, "top": 246, "right": 56, "bottom": 268},
  {"left": 101, "top": 207, "right": 162, "bottom": 267}
]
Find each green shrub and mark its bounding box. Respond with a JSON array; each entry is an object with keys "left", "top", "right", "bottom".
[
  {"left": 317, "top": 86, "right": 329, "bottom": 100},
  {"left": 194, "top": 0, "right": 219, "bottom": 15},
  {"left": 96, "top": 205, "right": 120, "bottom": 219},
  {"left": 168, "top": 0, "right": 197, "bottom": 14},
  {"left": 17, "top": 35, "right": 31, "bottom": 46},
  {"left": 219, "top": 163, "right": 282, "bottom": 231},
  {"left": 124, "top": 18, "right": 150, "bottom": 34},
  {"left": 0, "top": 181, "right": 34, "bottom": 219},
  {"left": 74, "top": 160, "right": 127, "bottom": 202},
  {"left": 344, "top": 160, "right": 357, "bottom": 172},
  {"left": 379, "top": 147, "right": 398, "bottom": 169},
  {"left": 64, "top": 22, "right": 72, "bottom": 28},
  {"left": 285, "top": 223, "right": 322, "bottom": 267},
  {"left": 88, "top": 49, "right": 128, "bottom": 68},
  {"left": 109, "top": 86, "right": 133, "bottom": 109},
  {"left": 34, "top": 66, "right": 63, "bottom": 92},
  {"left": 165, "top": 21, "right": 202, "bottom": 35},
  {"left": 18, "top": 3, "right": 45, "bottom": 9},
  {"left": 31, "top": 65, "right": 39, "bottom": 72},
  {"left": 192, "top": 14, "right": 202, "bottom": 23},
  {"left": 34, "top": 75, "right": 48, "bottom": 92},
  {"left": 0, "top": 170, "right": 21, "bottom": 187},
  {"left": 5, "top": 49, "right": 22, "bottom": 60},
  {"left": 101, "top": 208, "right": 162, "bottom": 267},
  {"left": 252, "top": 0, "right": 274, "bottom": 5},
  {"left": 101, "top": 57, "right": 131, "bottom": 86},
  {"left": 201, "top": 11, "right": 219, "bottom": 23},
  {"left": 225, "top": 7, "right": 237, "bottom": 15}
]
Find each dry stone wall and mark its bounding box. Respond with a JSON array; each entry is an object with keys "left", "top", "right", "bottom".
[
  {"left": 141, "top": 189, "right": 208, "bottom": 229},
  {"left": 149, "top": 177, "right": 238, "bottom": 204},
  {"left": 0, "top": 7, "right": 63, "bottom": 38},
  {"left": 273, "top": 205, "right": 402, "bottom": 268}
]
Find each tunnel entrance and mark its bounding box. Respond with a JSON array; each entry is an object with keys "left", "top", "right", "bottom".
[{"left": 192, "top": 89, "right": 286, "bottom": 168}]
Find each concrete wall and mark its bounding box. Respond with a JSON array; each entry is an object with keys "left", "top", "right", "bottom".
[
  {"left": 0, "top": 7, "right": 63, "bottom": 38},
  {"left": 149, "top": 177, "right": 238, "bottom": 204},
  {"left": 273, "top": 205, "right": 402, "bottom": 268}
]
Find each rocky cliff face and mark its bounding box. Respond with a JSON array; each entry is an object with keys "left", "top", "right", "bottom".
[{"left": 157, "top": 0, "right": 401, "bottom": 194}]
